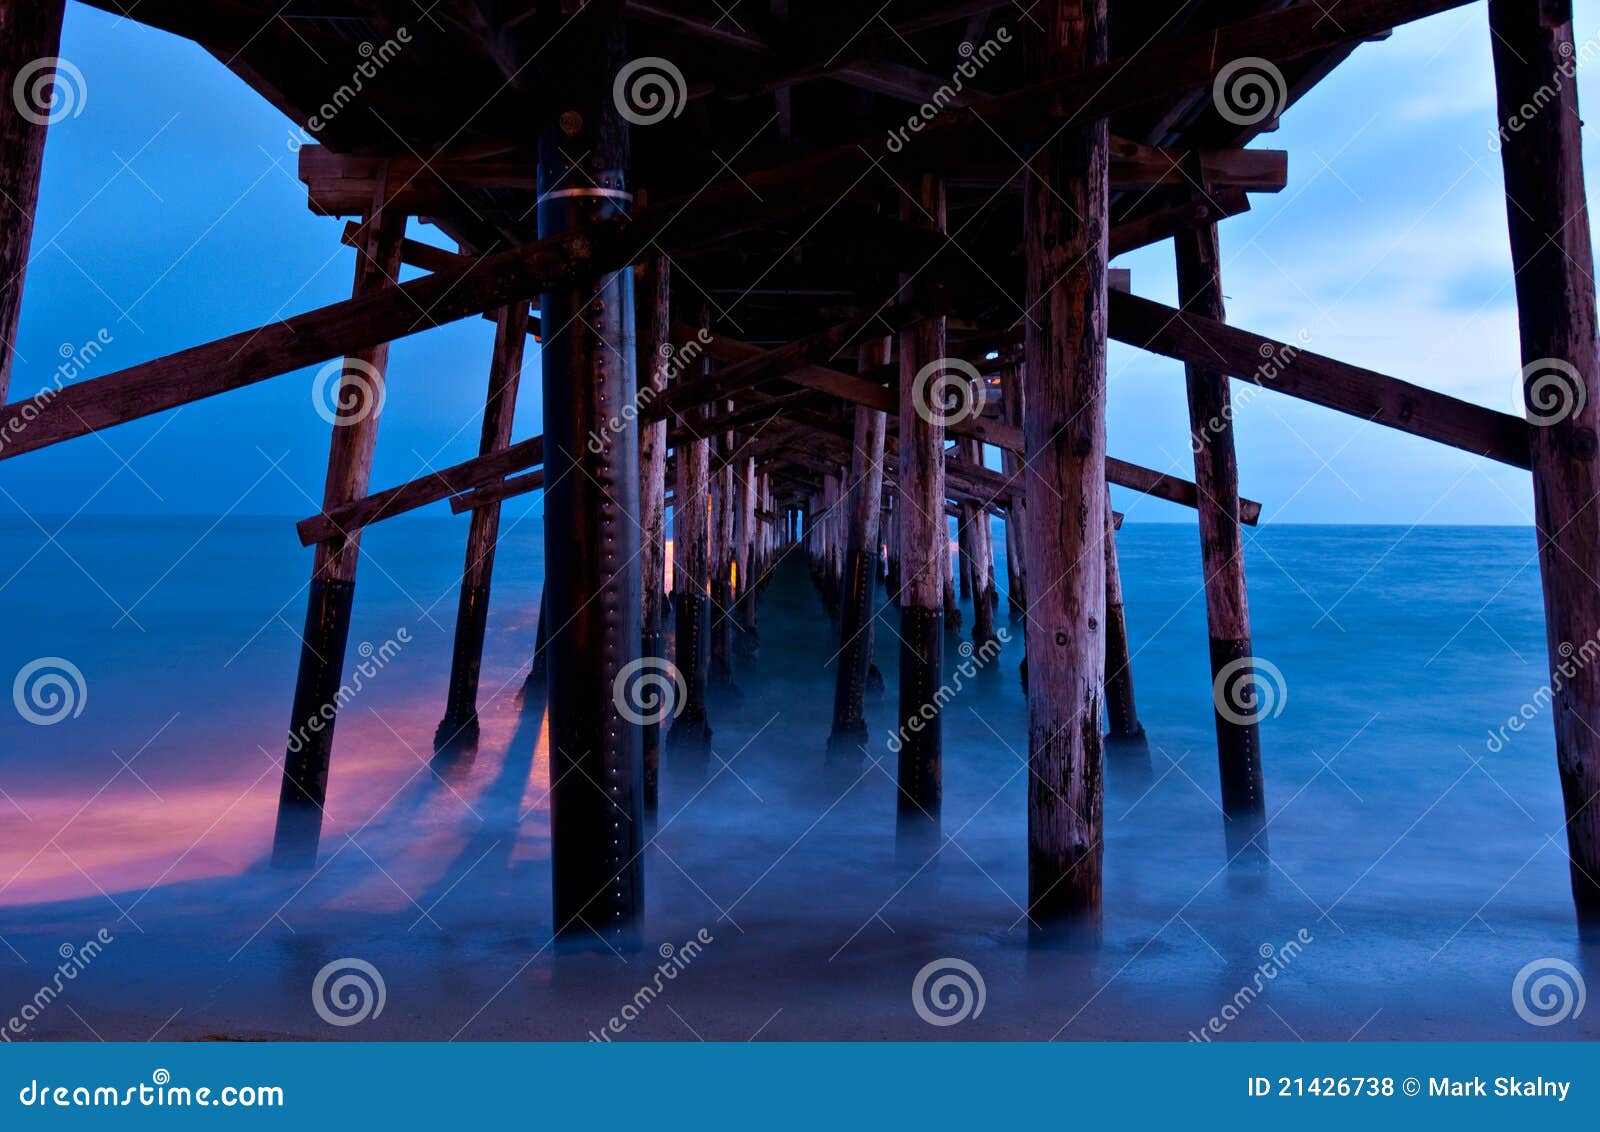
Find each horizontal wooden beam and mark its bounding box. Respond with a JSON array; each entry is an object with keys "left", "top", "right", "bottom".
[
  {"left": 1108, "top": 190, "right": 1252, "bottom": 259},
  {"left": 946, "top": 141, "right": 1287, "bottom": 193},
  {"left": 337, "top": 221, "right": 542, "bottom": 334},
  {"left": 296, "top": 435, "right": 544, "bottom": 546},
  {"left": 301, "top": 141, "right": 1284, "bottom": 215},
  {"left": 337, "top": 219, "right": 475, "bottom": 273},
  {"left": 763, "top": 416, "right": 1016, "bottom": 512},
  {"left": 447, "top": 467, "right": 544, "bottom": 514},
  {"left": 688, "top": 322, "right": 1262, "bottom": 523},
  {"left": 1107, "top": 290, "right": 1532, "bottom": 468}
]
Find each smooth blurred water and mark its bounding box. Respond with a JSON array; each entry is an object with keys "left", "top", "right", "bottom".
[{"left": 0, "top": 515, "right": 1591, "bottom": 1040}]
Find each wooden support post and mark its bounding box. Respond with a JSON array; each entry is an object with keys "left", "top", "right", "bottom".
[
  {"left": 896, "top": 175, "right": 949, "bottom": 844},
  {"left": 669, "top": 314, "right": 714, "bottom": 761},
  {"left": 272, "top": 203, "right": 407, "bottom": 868},
  {"left": 0, "top": 0, "right": 66, "bottom": 401},
  {"left": 1175, "top": 220, "right": 1267, "bottom": 859},
  {"left": 819, "top": 472, "right": 842, "bottom": 616},
  {"left": 1490, "top": 0, "right": 1600, "bottom": 939},
  {"left": 942, "top": 517, "right": 962, "bottom": 632},
  {"left": 1000, "top": 363, "right": 1029, "bottom": 618},
  {"left": 958, "top": 514, "right": 974, "bottom": 601},
  {"left": 734, "top": 455, "right": 760, "bottom": 661},
  {"left": 638, "top": 254, "right": 670, "bottom": 816},
  {"left": 1102, "top": 486, "right": 1144, "bottom": 743},
  {"left": 527, "top": 588, "right": 549, "bottom": 693},
  {"left": 536, "top": 0, "right": 642, "bottom": 947},
  {"left": 1022, "top": 0, "right": 1108, "bottom": 946},
  {"left": 709, "top": 422, "right": 738, "bottom": 691},
  {"left": 827, "top": 339, "right": 890, "bottom": 763},
  {"left": 885, "top": 495, "right": 902, "bottom": 594},
  {"left": 434, "top": 303, "right": 529, "bottom": 758},
  {"left": 960, "top": 437, "right": 999, "bottom": 647}
]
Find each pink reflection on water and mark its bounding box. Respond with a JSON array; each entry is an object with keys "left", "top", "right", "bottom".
[{"left": 0, "top": 680, "right": 552, "bottom": 915}]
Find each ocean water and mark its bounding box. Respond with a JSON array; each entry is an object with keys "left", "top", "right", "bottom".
[{"left": 0, "top": 515, "right": 1593, "bottom": 1041}]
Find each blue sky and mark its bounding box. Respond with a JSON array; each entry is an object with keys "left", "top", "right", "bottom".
[{"left": 4, "top": 3, "right": 1597, "bottom": 524}]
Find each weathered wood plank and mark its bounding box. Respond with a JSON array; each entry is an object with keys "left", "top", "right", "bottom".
[
  {"left": 272, "top": 203, "right": 407, "bottom": 869},
  {"left": 1023, "top": 0, "right": 1108, "bottom": 947},
  {"left": 1175, "top": 219, "right": 1267, "bottom": 857},
  {"left": 434, "top": 301, "right": 529, "bottom": 757},
  {"left": 1109, "top": 289, "right": 1531, "bottom": 468},
  {"left": 896, "top": 175, "right": 949, "bottom": 842},
  {"left": 0, "top": 0, "right": 65, "bottom": 403},
  {"left": 1490, "top": 0, "right": 1600, "bottom": 940}
]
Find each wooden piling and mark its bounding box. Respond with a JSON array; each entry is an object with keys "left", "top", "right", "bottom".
[
  {"left": 896, "top": 175, "right": 949, "bottom": 842},
  {"left": 1175, "top": 219, "right": 1268, "bottom": 858},
  {"left": 669, "top": 315, "right": 714, "bottom": 760},
  {"left": 535, "top": 0, "right": 643, "bottom": 947},
  {"left": 1102, "top": 487, "right": 1144, "bottom": 743},
  {"left": 272, "top": 202, "right": 406, "bottom": 869},
  {"left": 960, "top": 437, "right": 999, "bottom": 648},
  {"left": 1000, "top": 364, "right": 1029, "bottom": 618},
  {"left": 1021, "top": 0, "right": 1108, "bottom": 946},
  {"left": 1489, "top": 0, "right": 1600, "bottom": 940},
  {"left": 885, "top": 495, "right": 902, "bottom": 594},
  {"left": 0, "top": 0, "right": 66, "bottom": 401},
  {"left": 942, "top": 523, "right": 962, "bottom": 632},
  {"left": 819, "top": 472, "right": 843, "bottom": 617},
  {"left": 434, "top": 302, "right": 529, "bottom": 758},
  {"left": 709, "top": 425, "right": 738, "bottom": 689},
  {"left": 827, "top": 338, "right": 889, "bottom": 762},
  {"left": 958, "top": 516, "right": 974, "bottom": 601},
  {"left": 734, "top": 455, "right": 760, "bottom": 661},
  {"left": 638, "top": 255, "right": 670, "bottom": 815}
]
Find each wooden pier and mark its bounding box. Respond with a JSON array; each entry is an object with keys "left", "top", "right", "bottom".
[{"left": 2, "top": 0, "right": 1597, "bottom": 945}]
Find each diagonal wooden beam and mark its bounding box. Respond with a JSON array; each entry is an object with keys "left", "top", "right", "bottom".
[
  {"left": 447, "top": 467, "right": 544, "bottom": 514},
  {"left": 295, "top": 434, "right": 543, "bottom": 546},
  {"left": 1108, "top": 290, "right": 1532, "bottom": 468}
]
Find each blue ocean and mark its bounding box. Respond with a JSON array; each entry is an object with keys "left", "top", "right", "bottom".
[{"left": 0, "top": 515, "right": 1592, "bottom": 1040}]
